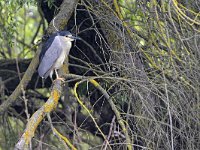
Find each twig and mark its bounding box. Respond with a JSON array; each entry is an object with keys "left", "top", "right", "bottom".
[
  {"left": 102, "top": 116, "right": 116, "bottom": 150},
  {"left": 0, "top": 44, "right": 42, "bottom": 115},
  {"left": 73, "top": 80, "right": 109, "bottom": 144},
  {"left": 47, "top": 113, "right": 77, "bottom": 150},
  {"left": 31, "top": 19, "right": 43, "bottom": 45},
  {"left": 89, "top": 79, "right": 132, "bottom": 150}
]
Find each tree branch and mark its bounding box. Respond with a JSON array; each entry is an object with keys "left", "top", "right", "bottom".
[
  {"left": 47, "top": 0, "right": 79, "bottom": 34},
  {"left": 0, "top": 46, "right": 41, "bottom": 114},
  {"left": 14, "top": 79, "right": 62, "bottom": 150}
]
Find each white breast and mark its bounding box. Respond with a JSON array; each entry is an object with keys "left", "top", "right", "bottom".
[{"left": 54, "top": 36, "right": 72, "bottom": 69}]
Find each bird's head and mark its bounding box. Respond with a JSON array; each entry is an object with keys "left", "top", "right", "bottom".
[{"left": 57, "top": 31, "right": 81, "bottom": 42}]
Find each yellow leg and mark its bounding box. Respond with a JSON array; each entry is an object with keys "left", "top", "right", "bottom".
[{"left": 55, "top": 70, "right": 65, "bottom": 82}]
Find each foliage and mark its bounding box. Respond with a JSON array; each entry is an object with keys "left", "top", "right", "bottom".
[
  {"left": 0, "top": 0, "right": 199, "bottom": 149},
  {"left": 0, "top": 0, "right": 42, "bottom": 59}
]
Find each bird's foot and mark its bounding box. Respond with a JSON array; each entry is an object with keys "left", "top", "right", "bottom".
[
  {"left": 54, "top": 70, "right": 65, "bottom": 82},
  {"left": 55, "top": 77, "right": 65, "bottom": 82}
]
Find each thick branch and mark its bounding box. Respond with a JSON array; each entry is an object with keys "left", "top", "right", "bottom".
[
  {"left": 0, "top": 47, "right": 41, "bottom": 114},
  {"left": 14, "top": 79, "right": 62, "bottom": 150},
  {"left": 47, "top": 0, "right": 79, "bottom": 34}
]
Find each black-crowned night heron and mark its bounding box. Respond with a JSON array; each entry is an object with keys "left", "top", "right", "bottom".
[{"left": 38, "top": 31, "right": 80, "bottom": 80}]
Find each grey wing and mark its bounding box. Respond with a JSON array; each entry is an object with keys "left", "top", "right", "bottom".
[{"left": 38, "top": 37, "right": 63, "bottom": 78}]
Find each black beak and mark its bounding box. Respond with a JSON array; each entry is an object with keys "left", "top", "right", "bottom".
[{"left": 70, "top": 35, "right": 81, "bottom": 40}]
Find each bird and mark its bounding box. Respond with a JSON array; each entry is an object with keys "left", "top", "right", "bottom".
[{"left": 38, "top": 31, "right": 80, "bottom": 80}]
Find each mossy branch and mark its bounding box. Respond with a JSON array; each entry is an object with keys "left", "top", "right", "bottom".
[
  {"left": 14, "top": 80, "right": 62, "bottom": 150},
  {"left": 53, "top": 127, "right": 77, "bottom": 150},
  {"left": 89, "top": 79, "right": 132, "bottom": 150},
  {"left": 73, "top": 80, "right": 111, "bottom": 149},
  {"left": 71, "top": 74, "right": 132, "bottom": 149},
  {"left": 15, "top": 80, "right": 77, "bottom": 150}
]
